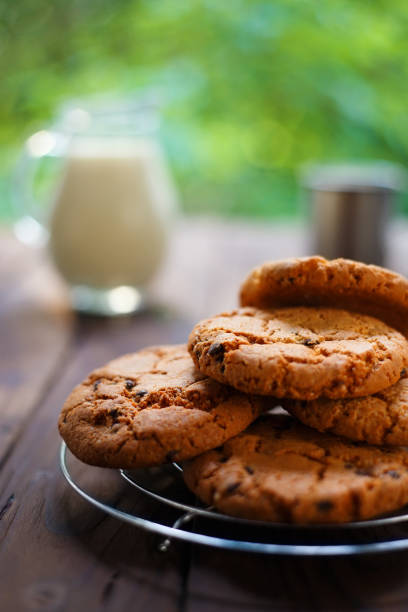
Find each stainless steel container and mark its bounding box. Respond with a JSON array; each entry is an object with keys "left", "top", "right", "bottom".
[{"left": 302, "top": 163, "right": 404, "bottom": 265}]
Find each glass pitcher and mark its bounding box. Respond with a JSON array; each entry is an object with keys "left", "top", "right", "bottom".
[{"left": 13, "top": 96, "right": 178, "bottom": 315}]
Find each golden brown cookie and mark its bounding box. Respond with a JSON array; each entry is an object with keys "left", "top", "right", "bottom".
[
  {"left": 240, "top": 256, "right": 408, "bottom": 336},
  {"left": 183, "top": 413, "right": 408, "bottom": 524},
  {"left": 188, "top": 306, "right": 408, "bottom": 400},
  {"left": 59, "top": 345, "right": 266, "bottom": 469},
  {"left": 283, "top": 375, "right": 408, "bottom": 446}
]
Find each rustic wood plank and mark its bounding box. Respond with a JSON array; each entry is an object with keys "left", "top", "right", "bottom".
[
  {"left": 185, "top": 544, "right": 408, "bottom": 611},
  {"left": 0, "top": 311, "right": 191, "bottom": 612},
  {"left": 0, "top": 237, "right": 73, "bottom": 467},
  {"left": 150, "top": 219, "right": 309, "bottom": 320}
]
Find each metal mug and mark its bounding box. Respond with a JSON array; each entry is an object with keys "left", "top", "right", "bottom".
[{"left": 302, "top": 163, "right": 405, "bottom": 266}]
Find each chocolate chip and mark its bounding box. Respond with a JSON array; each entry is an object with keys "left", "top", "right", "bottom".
[
  {"left": 208, "top": 343, "right": 225, "bottom": 362},
  {"left": 195, "top": 349, "right": 201, "bottom": 359},
  {"left": 401, "top": 369, "right": 407, "bottom": 378},
  {"left": 302, "top": 338, "right": 317, "bottom": 347},
  {"left": 355, "top": 468, "right": 373, "bottom": 477},
  {"left": 93, "top": 379, "right": 102, "bottom": 391},
  {"left": 386, "top": 470, "right": 401, "bottom": 479},
  {"left": 219, "top": 456, "right": 229, "bottom": 463},
  {"left": 109, "top": 408, "right": 120, "bottom": 424},
  {"left": 245, "top": 465, "right": 254, "bottom": 474},
  {"left": 225, "top": 482, "right": 241, "bottom": 494},
  {"left": 125, "top": 379, "right": 136, "bottom": 390},
  {"left": 344, "top": 463, "right": 354, "bottom": 469},
  {"left": 317, "top": 500, "right": 334, "bottom": 512},
  {"left": 94, "top": 412, "right": 106, "bottom": 426},
  {"left": 134, "top": 390, "right": 148, "bottom": 398},
  {"left": 165, "top": 450, "right": 180, "bottom": 462}
]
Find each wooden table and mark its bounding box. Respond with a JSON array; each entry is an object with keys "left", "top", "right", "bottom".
[{"left": 3, "top": 218, "right": 408, "bottom": 612}]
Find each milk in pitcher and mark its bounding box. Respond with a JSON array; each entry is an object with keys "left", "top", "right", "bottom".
[{"left": 49, "top": 137, "right": 176, "bottom": 290}]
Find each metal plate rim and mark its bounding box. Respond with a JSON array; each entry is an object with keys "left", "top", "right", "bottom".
[
  {"left": 121, "top": 465, "right": 408, "bottom": 531},
  {"left": 60, "top": 443, "right": 408, "bottom": 557}
]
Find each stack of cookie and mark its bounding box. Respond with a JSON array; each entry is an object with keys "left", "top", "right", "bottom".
[{"left": 59, "top": 256, "right": 408, "bottom": 524}]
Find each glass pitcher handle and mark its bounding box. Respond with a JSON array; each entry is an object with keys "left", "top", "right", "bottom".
[{"left": 12, "top": 130, "right": 66, "bottom": 247}]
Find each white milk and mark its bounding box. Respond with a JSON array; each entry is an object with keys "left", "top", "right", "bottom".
[{"left": 48, "top": 138, "right": 176, "bottom": 288}]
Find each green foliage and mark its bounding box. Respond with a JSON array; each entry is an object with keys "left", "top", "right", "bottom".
[{"left": 1, "top": 0, "right": 408, "bottom": 219}]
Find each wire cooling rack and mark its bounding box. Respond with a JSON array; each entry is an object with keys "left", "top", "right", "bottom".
[{"left": 60, "top": 442, "right": 408, "bottom": 557}]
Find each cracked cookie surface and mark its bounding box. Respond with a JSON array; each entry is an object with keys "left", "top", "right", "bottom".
[
  {"left": 188, "top": 306, "right": 408, "bottom": 400},
  {"left": 183, "top": 413, "right": 408, "bottom": 523},
  {"left": 283, "top": 375, "right": 408, "bottom": 446},
  {"left": 240, "top": 256, "right": 408, "bottom": 335},
  {"left": 58, "top": 345, "right": 266, "bottom": 468}
]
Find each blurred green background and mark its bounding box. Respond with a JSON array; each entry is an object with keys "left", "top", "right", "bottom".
[{"left": 2, "top": 0, "right": 408, "bottom": 221}]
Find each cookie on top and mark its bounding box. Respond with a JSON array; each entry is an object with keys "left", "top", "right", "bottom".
[{"left": 240, "top": 256, "right": 408, "bottom": 336}]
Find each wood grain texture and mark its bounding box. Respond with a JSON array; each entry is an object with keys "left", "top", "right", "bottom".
[
  {"left": 185, "top": 542, "right": 408, "bottom": 611},
  {"left": 149, "top": 218, "right": 309, "bottom": 321},
  {"left": 0, "top": 310, "right": 189, "bottom": 612},
  {"left": 0, "top": 236, "right": 73, "bottom": 467},
  {"left": 3, "top": 220, "right": 408, "bottom": 612}
]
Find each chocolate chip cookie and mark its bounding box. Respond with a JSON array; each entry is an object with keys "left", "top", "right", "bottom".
[
  {"left": 283, "top": 375, "right": 408, "bottom": 446},
  {"left": 59, "top": 345, "right": 266, "bottom": 469},
  {"left": 188, "top": 306, "right": 408, "bottom": 400},
  {"left": 240, "top": 256, "right": 408, "bottom": 335},
  {"left": 183, "top": 413, "right": 408, "bottom": 523}
]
